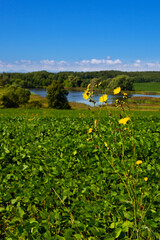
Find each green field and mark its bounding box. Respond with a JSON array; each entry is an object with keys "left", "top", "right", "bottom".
[
  {"left": 0, "top": 109, "right": 160, "bottom": 239},
  {"left": 133, "top": 82, "right": 160, "bottom": 92}
]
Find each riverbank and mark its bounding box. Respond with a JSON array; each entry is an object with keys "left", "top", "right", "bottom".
[
  {"left": 1, "top": 86, "right": 160, "bottom": 111},
  {"left": 29, "top": 92, "right": 160, "bottom": 111}
]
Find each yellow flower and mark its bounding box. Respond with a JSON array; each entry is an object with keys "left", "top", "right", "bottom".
[
  {"left": 104, "top": 142, "right": 109, "bottom": 150},
  {"left": 113, "top": 87, "right": 121, "bottom": 95},
  {"left": 123, "top": 92, "right": 127, "bottom": 96},
  {"left": 136, "top": 160, "right": 143, "bottom": 165},
  {"left": 144, "top": 177, "right": 148, "bottom": 182},
  {"left": 94, "top": 119, "right": 97, "bottom": 128},
  {"left": 88, "top": 128, "right": 93, "bottom": 134},
  {"left": 99, "top": 94, "right": 108, "bottom": 103},
  {"left": 83, "top": 90, "right": 91, "bottom": 100},
  {"left": 98, "top": 82, "right": 102, "bottom": 86},
  {"left": 119, "top": 117, "right": 130, "bottom": 125}
]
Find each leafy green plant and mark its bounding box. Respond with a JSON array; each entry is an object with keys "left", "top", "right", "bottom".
[
  {"left": 81, "top": 84, "right": 160, "bottom": 239},
  {"left": 0, "top": 106, "right": 159, "bottom": 239},
  {"left": 27, "top": 100, "right": 43, "bottom": 109}
]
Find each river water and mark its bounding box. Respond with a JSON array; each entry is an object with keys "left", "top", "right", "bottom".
[{"left": 29, "top": 88, "right": 160, "bottom": 106}]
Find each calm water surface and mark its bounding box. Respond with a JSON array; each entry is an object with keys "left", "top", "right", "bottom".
[{"left": 29, "top": 88, "right": 160, "bottom": 106}]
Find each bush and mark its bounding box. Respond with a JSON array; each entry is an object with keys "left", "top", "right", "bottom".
[
  {"left": 46, "top": 80, "right": 71, "bottom": 109},
  {"left": 0, "top": 95, "right": 19, "bottom": 108},
  {"left": 0, "top": 85, "right": 30, "bottom": 108},
  {"left": 27, "top": 100, "right": 42, "bottom": 108}
]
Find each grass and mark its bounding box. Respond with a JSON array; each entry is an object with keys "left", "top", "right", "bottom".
[
  {"left": 133, "top": 82, "right": 160, "bottom": 92},
  {"left": 0, "top": 107, "right": 160, "bottom": 119}
]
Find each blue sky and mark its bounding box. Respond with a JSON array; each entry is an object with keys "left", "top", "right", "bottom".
[{"left": 1, "top": 0, "right": 160, "bottom": 72}]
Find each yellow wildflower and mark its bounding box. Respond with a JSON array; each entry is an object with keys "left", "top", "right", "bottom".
[
  {"left": 88, "top": 128, "right": 93, "bottom": 134},
  {"left": 136, "top": 160, "right": 143, "bottom": 165},
  {"left": 113, "top": 87, "right": 121, "bottom": 95},
  {"left": 119, "top": 117, "right": 130, "bottom": 125},
  {"left": 94, "top": 119, "right": 97, "bottom": 128},
  {"left": 144, "top": 177, "right": 148, "bottom": 182},
  {"left": 98, "top": 82, "right": 102, "bottom": 86},
  {"left": 99, "top": 94, "right": 108, "bottom": 103},
  {"left": 83, "top": 90, "right": 91, "bottom": 100},
  {"left": 123, "top": 92, "right": 127, "bottom": 96},
  {"left": 104, "top": 142, "right": 109, "bottom": 150}
]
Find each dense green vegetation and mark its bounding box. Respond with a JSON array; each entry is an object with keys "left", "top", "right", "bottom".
[
  {"left": 108, "top": 75, "right": 133, "bottom": 90},
  {"left": 0, "top": 108, "right": 160, "bottom": 239},
  {"left": 133, "top": 82, "right": 160, "bottom": 92},
  {"left": 46, "top": 81, "right": 70, "bottom": 109},
  {"left": 1, "top": 70, "right": 160, "bottom": 89},
  {"left": 0, "top": 86, "right": 30, "bottom": 108}
]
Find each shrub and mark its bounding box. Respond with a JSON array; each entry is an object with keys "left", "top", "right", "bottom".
[
  {"left": 46, "top": 80, "right": 71, "bottom": 109},
  {"left": 0, "top": 85, "right": 30, "bottom": 108},
  {"left": 27, "top": 100, "right": 42, "bottom": 108}
]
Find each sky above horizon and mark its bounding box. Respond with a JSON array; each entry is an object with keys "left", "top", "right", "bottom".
[{"left": 1, "top": 0, "right": 160, "bottom": 72}]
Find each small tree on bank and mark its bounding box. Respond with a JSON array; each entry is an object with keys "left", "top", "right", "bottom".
[{"left": 46, "top": 80, "right": 70, "bottom": 109}]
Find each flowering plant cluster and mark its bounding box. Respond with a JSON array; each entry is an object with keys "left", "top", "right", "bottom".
[{"left": 81, "top": 84, "right": 158, "bottom": 239}]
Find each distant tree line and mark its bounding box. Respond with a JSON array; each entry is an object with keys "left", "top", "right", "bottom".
[
  {"left": 1, "top": 70, "right": 160, "bottom": 109},
  {"left": 0, "top": 70, "right": 160, "bottom": 89}
]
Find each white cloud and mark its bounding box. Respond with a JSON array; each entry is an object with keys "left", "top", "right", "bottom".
[
  {"left": 1, "top": 58, "right": 160, "bottom": 72},
  {"left": 79, "top": 60, "right": 90, "bottom": 64},
  {"left": 40, "top": 59, "right": 55, "bottom": 65},
  {"left": 91, "top": 59, "right": 102, "bottom": 64},
  {"left": 57, "top": 60, "right": 69, "bottom": 65},
  {"left": 114, "top": 59, "right": 122, "bottom": 64},
  {"left": 78, "top": 58, "right": 122, "bottom": 66},
  {"left": 146, "top": 62, "right": 156, "bottom": 67},
  {"left": 133, "top": 63, "right": 140, "bottom": 67},
  {"left": 21, "top": 60, "right": 32, "bottom": 64}
]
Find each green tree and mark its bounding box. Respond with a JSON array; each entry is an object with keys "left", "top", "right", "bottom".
[
  {"left": 0, "top": 86, "right": 30, "bottom": 108},
  {"left": 108, "top": 75, "right": 133, "bottom": 90},
  {"left": 0, "top": 75, "right": 9, "bottom": 86},
  {"left": 90, "top": 78, "right": 99, "bottom": 88},
  {"left": 46, "top": 81, "right": 70, "bottom": 109}
]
